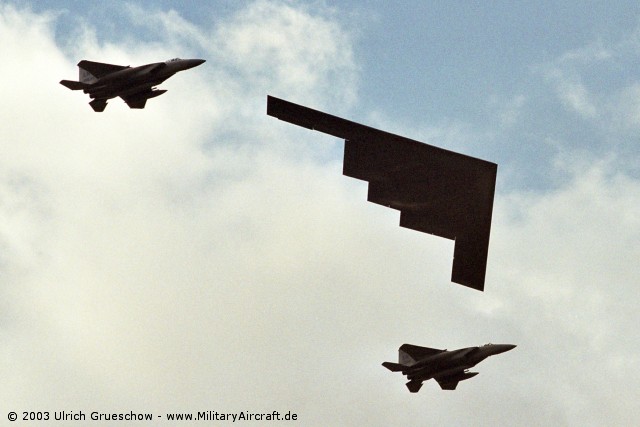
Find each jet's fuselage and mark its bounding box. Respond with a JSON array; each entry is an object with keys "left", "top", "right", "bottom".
[
  {"left": 383, "top": 343, "right": 516, "bottom": 392},
  {"left": 404, "top": 344, "right": 514, "bottom": 379},
  {"left": 84, "top": 59, "right": 205, "bottom": 100},
  {"left": 60, "top": 57, "right": 205, "bottom": 111}
]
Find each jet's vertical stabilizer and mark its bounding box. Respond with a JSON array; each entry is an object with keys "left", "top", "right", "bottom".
[
  {"left": 79, "top": 65, "right": 98, "bottom": 84},
  {"left": 398, "top": 344, "right": 443, "bottom": 366},
  {"left": 399, "top": 348, "right": 417, "bottom": 366}
]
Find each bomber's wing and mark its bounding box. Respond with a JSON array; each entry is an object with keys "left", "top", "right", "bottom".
[
  {"left": 266, "top": 96, "right": 497, "bottom": 291},
  {"left": 78, "top": 60, "right": 129, "bottom": 78}
]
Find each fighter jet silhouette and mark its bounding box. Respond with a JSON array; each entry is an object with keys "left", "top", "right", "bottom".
[
  {"left": 383, "top": 343, "right": 516, "bottom": 392},
  {"left": 60, "top": 58, "right": 205, "bottom": 111}
]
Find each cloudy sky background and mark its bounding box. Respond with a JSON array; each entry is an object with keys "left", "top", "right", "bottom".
[{"left": 1, "top": 1, "right": 639, "bottom": 425}]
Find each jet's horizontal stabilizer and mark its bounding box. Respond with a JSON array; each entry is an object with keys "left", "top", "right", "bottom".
[
  {"left": 60, "top": 80, "right": 88, "bottom": 90},
  {"left": 382, "top": 362, "right": 407, "bottom": 372}
]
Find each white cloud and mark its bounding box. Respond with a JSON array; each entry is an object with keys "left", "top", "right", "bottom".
[
  {"left": 495, "top": 94, "right": 527, "bottom": 128},
  {"left": 544, "top": 68, "right": 598, "bottom": 118},
  {"left": 212, "top": 0, "right": 357, "bottom": 110},
  {"left": 557, "top": 40, "right": 613, "bottom": 64},
  {"left": 490, "top": 164, "right": 640, "bottom": 425},
  {"left": 0, "top": 0, "right": 372, "bottom": 417},
  {"left": 532, "top": 24, "right": 640, "bottom": 181},
  {"left": 124, "top": 5, "right": 211, "bottom": 51}
]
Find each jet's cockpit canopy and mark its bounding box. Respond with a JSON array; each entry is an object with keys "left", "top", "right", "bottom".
[{"left": 166, "top": 58, "right": 181, "bottom": 63}]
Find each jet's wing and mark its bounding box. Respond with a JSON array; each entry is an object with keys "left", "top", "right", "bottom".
[
  {"left": 266, "top": 96, "right": 497, "bottom": 291},
  {"left": 78, "top": 60, "right": 129, "bottom": 78}
]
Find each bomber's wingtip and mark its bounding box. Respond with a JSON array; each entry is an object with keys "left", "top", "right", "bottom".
[{"left": 451, "top": 271, "right": 486, "bottom": 292}]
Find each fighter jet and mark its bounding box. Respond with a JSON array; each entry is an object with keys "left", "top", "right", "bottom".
[
  {"left": 60, "top": 58, "right": 205, "bottom": 112},
  {"left": 382, "top": 343, "right": 516, "bottom": 392},
  {"left": 267, "top": 96, "right": 497, "bottom": 291}
]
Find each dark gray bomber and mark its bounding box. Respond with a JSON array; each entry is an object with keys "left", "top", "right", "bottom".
[
  {"left": 267, "top": 96, "right": 497, "bottom": 292},
  {"left": 60, "top": 58, "right": 205, "bottom": 111},
  {"left": 383, "top": 343, "right": 516, "bottom": 392}
]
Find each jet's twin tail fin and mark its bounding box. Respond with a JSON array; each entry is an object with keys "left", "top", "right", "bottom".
[
  {"left": 79, "top": 63, "right": 99, "bottom": 84},
  {"left": 399, "top": 344, "right": 444, "bottom": 366},
  {"left": 77, "top": 60, "right": 129, "bottom": 83}
]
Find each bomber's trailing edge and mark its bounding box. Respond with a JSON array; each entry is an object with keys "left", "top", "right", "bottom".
[
  {"left": 60, "top": 58, "right": 205, "bottom": 112},
  {"left": 383, "top": 343, "right": 516, "bottom": 392},
  {"left": 266, "top": 96, "right": 497, "bottom": 291}
]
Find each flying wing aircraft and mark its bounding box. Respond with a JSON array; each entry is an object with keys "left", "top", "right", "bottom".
[
  {"left": 382, "top": 343, "right": 516, "bottom": 392},
  {"left": 60, "top": 58, "right": 205, "bottom": 111},
  {"left": 266, "top": 95, "right": 497, "bottom": 291}
]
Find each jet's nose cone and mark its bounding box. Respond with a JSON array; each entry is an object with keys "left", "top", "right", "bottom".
[
  {"left": 492, "top": 344, "right": 517, "bottom": 354},
  {"left": 183, "top": 59, "right": 206, "bottom": 69}
]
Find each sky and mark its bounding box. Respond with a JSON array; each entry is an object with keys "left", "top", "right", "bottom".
[{"left": 1, "top": 1, "right": 639, "bottom": 425}]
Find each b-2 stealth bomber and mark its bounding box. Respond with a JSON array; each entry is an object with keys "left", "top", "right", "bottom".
[
  {"left": 267, "top": 96, "right": 497, "bottom": 291},
  {"left": 60, "top": 58, "right": 205, "bottom": 112},
  {"left": 383, "top": 343, "right": 516, "bottom": 392}
]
